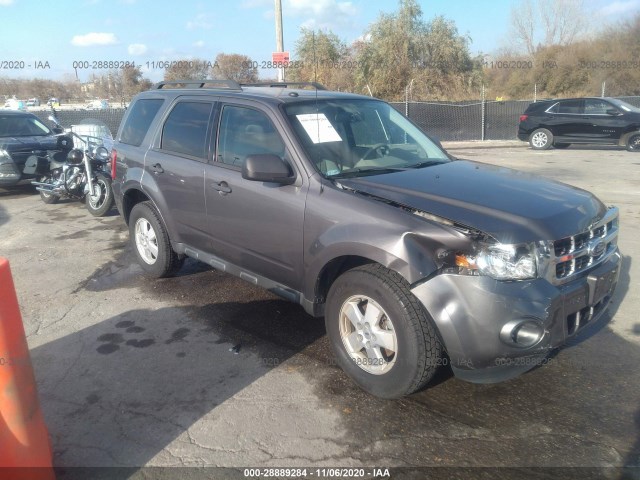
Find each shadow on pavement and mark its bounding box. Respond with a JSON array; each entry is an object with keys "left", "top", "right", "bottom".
[{"left": 32, "top": 299, "right": 325, "bottom": 469}]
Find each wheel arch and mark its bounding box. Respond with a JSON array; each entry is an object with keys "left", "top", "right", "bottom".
[{"left": 122, "top": 187, "right": 153, "bottom": 225}]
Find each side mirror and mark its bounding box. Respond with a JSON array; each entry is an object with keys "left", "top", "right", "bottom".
[
  {"left": 606, "top": 108, "right": 620, "bottom": 116},
  {"left": 242, "top": 154, "right": 295, "bottom": 185},
  {"left": 52, "top": 127, "right": 63, "bottom": 134}
]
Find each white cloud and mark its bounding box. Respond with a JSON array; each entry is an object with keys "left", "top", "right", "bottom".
[
  {"left": 186, "top": 13, "right": 213, "bottom": 30},
  {"left": 0, "top": 0, "right": 14, "bottom": 5},
  {"left": 193, "top": 40, "right": 206, "bottom": 48},
  {"left": 599, "top": 0, "right": 640, "bottom": 15},
  {"left": 128, "top": 43, "right": 147, "bottom": 55},
  {"left": 71, "top": 32, "right": 118, "bottom": 47}
]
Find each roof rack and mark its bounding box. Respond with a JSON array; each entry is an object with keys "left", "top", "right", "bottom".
[
  {"left": 154, "top": 79, "right": 242, "bottom": 90},
  {"left": 242, "top": 82, "right": 327, "bottom": 91}
]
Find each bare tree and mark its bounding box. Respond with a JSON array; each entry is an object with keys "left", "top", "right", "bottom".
[
  {"left": 212, "top": 53, "right": 258, "bottom": 83},
  {"left": 510, "top": 0, "right": 589, "bottom": 56}
]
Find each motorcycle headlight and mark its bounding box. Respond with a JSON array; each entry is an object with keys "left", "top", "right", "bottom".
[{"left": 456, "top": 243, "right": 537, "bottom": 281}]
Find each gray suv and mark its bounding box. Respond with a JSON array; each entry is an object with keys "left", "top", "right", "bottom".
[{"left": 112, "top": 80, "right": 621, "bottom": 398}]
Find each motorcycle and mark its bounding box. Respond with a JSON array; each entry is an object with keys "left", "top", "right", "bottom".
[{"left": 32, "top": 115, "right": 115, "bottom": 217}]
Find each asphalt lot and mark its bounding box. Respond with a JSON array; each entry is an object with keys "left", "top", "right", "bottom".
[{"left": 0, "top": 141, "right": 639, "bottom": 478}]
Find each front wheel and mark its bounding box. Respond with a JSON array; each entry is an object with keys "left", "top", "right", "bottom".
[
  {"left": 529, "top": 128, "right": 553, "bottom": 150},
  {"left": 129, "top": 201, "right": 184, "bottom": 278},
  {"left": 85, "top": 173, "right": 114, "bottom": 217},
  {"left": 325, "top": 264, "right": 442, "bottom": 399},
  {"left": 627, "top": 133, "right": 640, "bottom": 152}
]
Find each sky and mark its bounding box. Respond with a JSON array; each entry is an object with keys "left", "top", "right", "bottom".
[{"left": 0, "top": 0, "right": 639, "bottom": 83}]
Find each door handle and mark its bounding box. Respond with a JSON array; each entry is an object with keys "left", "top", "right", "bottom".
[
  {"left": 151, "top": 163, "right": 164, "bottom": 174},
  {"left": 211, "top": 181, "right": 232, "bottom": 195}
]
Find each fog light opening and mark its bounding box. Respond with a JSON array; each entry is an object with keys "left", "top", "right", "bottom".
[{"left": 500, "top": 319, "right": 545, "bottom": 348}]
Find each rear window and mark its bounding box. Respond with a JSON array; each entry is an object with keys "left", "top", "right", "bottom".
[
  {"left": 120, "top": 98, "right": 163, "bottom": 146},
  {"left": 558, "top": 100, "right": 583, "bottom": 114}
]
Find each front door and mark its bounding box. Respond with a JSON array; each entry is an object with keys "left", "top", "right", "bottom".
[{"left": 204, "top": 101, "right": 307, "bottom": 290}]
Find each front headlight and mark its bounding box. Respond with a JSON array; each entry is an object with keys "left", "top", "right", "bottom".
[{"left": 456, "top": 243, "right": 537, "bottom": 280}]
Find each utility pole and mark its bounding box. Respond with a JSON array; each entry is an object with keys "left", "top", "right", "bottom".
[{"left": 275, "top": 0, "right": 285, "bottom": 82}]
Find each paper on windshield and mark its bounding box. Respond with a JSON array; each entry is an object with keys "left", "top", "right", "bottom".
[{"left": 296, "top": 113, "right": 342, "bottom": 143}]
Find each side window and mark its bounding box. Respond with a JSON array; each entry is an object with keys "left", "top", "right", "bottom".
[
  {"left": 558, "top": 100, "right": 584, "bottom": 114},
  {"left": 120, "top": 99, "right": 164, "bottom": 146},
  {"left": 161, "top": 102, "right": 213, "bottom": 159},
  {"left": 217, "top": 105, "right": 285, "bottom": 168},
  {"left": 584, "top": 99, "right": 612, "bottom": 115},
  {"left": 546, "top": 102, "right": 559, "bottom": 114}
]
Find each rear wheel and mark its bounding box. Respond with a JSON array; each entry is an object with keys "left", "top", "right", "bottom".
[
  {"left": 325, "top": 264, "right": 442, "bottom": 398},
  {"left": 529, "top": 128, "right": 553, "bottom": 150},
  {"left": 129, "top": 201, "right": 184, "bottom": 278},
  {"left": 37, "top": 175, "right": 59, "bottom": 204},
  {"left": 554, "top": 143, "right": 571, "bottom": 149},
  {"left": 627, "top": 133, "right": 640, "bottom": 152}
]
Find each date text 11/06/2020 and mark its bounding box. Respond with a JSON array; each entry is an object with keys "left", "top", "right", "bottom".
[{"left": 243, "top": 468, "right": 390, "bottom": 478}]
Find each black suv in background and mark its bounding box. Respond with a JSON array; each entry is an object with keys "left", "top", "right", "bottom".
[
  {"left": 0, "top": 110, "right": 69, "bottom": 186},
  {"left": 518, "top": 97, "right": 640, "bottom": 150},
  {"left": 111, "top": 80, "right": 621, "bottom": 398}
]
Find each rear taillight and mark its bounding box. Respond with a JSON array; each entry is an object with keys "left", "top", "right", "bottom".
[
  {"left": 111, "top": 148, "right": 117, "bottom": 179},
  {"left": 519, "top": 114, "right": 528, "bottom": 122}
]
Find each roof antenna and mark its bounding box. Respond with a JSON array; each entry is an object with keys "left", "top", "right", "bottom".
[{"left": 313, "top": 31, "right": 319, "bottom": 143}]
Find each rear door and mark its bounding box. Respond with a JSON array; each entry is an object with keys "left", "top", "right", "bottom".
[
  {"left": 203, "top": 100, "right": 307, "bottom": 290},
  {"left": 551, "top": 99, "right": 588, "bottom": 139},
  {"left": 144, "top": 97, "right": 216, "bottom": 251}
]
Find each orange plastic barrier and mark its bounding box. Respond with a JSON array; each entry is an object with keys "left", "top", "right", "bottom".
[{"left": 0, "top": 257, "right": 55, "bottom": 479}]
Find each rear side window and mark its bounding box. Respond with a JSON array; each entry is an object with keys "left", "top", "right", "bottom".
[
  {"left": 161, "top": 102, "right": 213, "bottom": 158},
  {"left": 558, "top": 100, "right": 584, "bottom": 114},
  {"left": 120, "top": 99, "right": 164, "bottom": 146}
]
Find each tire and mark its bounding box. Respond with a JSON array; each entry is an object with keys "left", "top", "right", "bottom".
[
  {"left": 37, "top": 175, "right": 59, "bottom": 204},
  {"left": 529, "top": 128, "right": 553, "bottom": 150},
  {"left": 129, "top": 201, "right": 184, "bottom": 278},
  {"left": 553, "top": 143, "right": 571, "bottom": 149},
  {"left": 85, "top": 173, "right": 114, "bottom": 217},
  {"left": 627, "top": 133, "right": 640, "bottom": 152},
  {"left": 325, "top": 264, "right": 442, "bottom": 399}
]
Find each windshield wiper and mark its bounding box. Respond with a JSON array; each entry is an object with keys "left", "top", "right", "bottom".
[
  {"left": 330, "top": 166, "right": 409, "bottom": 178},
  {"left": 405, "top": 160, "right": 448, "bottom": 169}
]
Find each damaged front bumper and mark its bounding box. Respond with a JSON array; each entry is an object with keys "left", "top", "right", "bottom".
[{"left": 411, "top": 250, "right": 621, "bottom": 383}]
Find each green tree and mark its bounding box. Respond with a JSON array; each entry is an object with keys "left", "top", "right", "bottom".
[
  {"left": 289, "top": 28, "right": 352, "bottom": 91},
  {"left": 354, "top": 0, "right": 482, "bottom": 100}
]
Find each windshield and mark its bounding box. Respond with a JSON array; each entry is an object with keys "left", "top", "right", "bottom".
[
  {"left": 608, "top": 98, "right": 640, "bottom": 113},
  {"left": 0, "top": 114, "right": 52, "bottom": 137},
  {"left": 284, "top": 99, "right": 450, "bottom": 178}
]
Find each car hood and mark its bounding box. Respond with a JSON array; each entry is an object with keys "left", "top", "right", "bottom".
[
  {"left": 0, "top": 136, "right": 58, "bottom": 151},
  {"left": 336, "top": 160, "right": 607, "bottom": 243}
]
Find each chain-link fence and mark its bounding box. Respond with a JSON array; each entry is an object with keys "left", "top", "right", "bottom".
[
  {"left": 391, "top": 96, "right": 640, "bottom": 141},
  {"left": 29, "top": 95, "right": 640, "bottom": 143},
  {"left": 31, "top": 108, "right": 126, "bottom": 137}
]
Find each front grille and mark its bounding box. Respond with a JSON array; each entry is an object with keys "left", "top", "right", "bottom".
[{"left": 551, "top": 208, "right": 619, "bottom": 282}]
